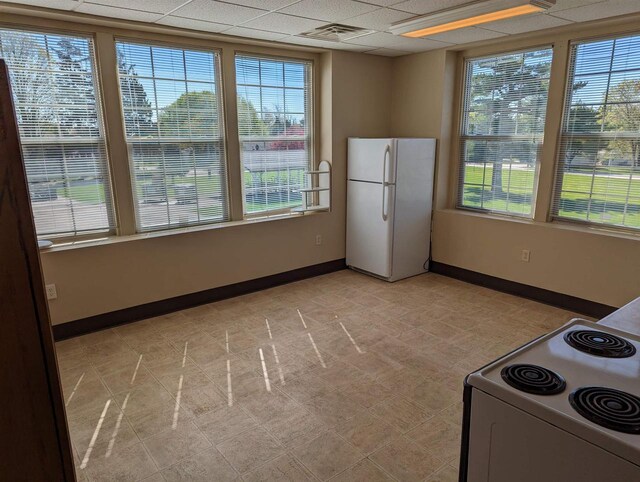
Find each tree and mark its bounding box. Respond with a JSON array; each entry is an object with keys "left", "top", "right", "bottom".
[
  {"left": 156, "top": 90, "right": 220, "bottom": 178},
  {"left": 158, "top": 90, "right": 219, "bottom": 137},
  {"left": 470, "top": 51, "right": 551, "bottom": 193},
  {"left": 564, "top": 105, "right": 601, "bottom": 166},
  {"left": 0, "top": 33, "right": 106, "bottom": 183},
  {"left": 237, "top": 96, "right": 267, "bottom": 136},
  {"left": 117, "top": 48, "right": 154, "bottom": 138},
  {"left": 264, "top": 104, "right": 289, "bottom": 137},
  {"left": 0, "top": 32, "right": 56, "bottom": 138},
  {"left": 0, "top": 32, "right": 61, "bottom": 184},
  {"left": 606, "top": 79, "right": 640, "bottom": 167},
  {"left": 51, "top": 38, "right": 98, "bottom": 137}
]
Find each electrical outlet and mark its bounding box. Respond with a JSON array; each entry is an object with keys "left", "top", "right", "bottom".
[
  {"left": 315, "top": 234, "right": 322, "bottom": 246},
  {"left": 45, "top": 284, "right": 57, "bottom": 300},
  {"left": 521, "top": 249, "right": 530, "bottom": 263}
]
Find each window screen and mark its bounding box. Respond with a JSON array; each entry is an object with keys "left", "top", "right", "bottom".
[
  {"left": 552, "top": 34, "right": 640, "bottom": 230},
  {"left": 235, "top": 54, "right": 313, "bottom": 215},
  {"left": 458, "top": 48, "right": 553, "bottom": 217},
  {"left": 116, "top": 41, "right": 227, "bottom": 231},
  {"left": 0, "top": 29, "right": 113, "bottom": 238}
]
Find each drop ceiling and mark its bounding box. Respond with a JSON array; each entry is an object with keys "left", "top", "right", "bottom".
[{"left": 3, "top": 0, "right": 640, "bottom": 56}]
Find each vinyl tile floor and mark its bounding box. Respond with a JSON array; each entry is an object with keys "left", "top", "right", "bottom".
[{"left": 56, "top": 270, "right": 588, "bottom": 481}]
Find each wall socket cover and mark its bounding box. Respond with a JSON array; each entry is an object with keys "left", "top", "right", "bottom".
[{"left": 45, "top": 284, "right": 57, "bottom": 300}]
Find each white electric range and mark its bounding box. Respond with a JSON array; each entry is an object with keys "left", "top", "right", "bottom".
[{"left": 460, "top": 318, "right": 640, "bottom": 482}]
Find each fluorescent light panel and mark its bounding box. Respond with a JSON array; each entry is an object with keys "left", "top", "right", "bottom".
[{"left": 390, "top": 0, "right": 555, "bottom": 38}]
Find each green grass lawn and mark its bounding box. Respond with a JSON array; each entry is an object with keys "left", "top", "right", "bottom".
[
  {"left": 59, "top": 169, "right": 305, "bottom": 214},
  {"left": 245, "top": 199, "right": 301, "bottom": 213},
  {"left": 461, "top": 165, "right": 535, "bottom": 216},
  {"left": 462, "top": 164, "right": 640, "bottom": 228},
  {"left": 58, "top": 184, "right": 106, "bottom": 204},
  {"left": 243, "top": 169, "right": 305, "bottom": 185}
]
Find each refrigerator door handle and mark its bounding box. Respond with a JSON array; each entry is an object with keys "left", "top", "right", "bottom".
[
  {"left": 382, "top": 145, "right": 391, "bottom": 220},
  {"left": 382, "top": 144, "right": 391, "bottom": 186},
  {"left": 382, "top": 184, "right": 387, "bottom": 221}
]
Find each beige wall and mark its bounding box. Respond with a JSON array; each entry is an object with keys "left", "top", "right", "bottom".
[
  {"left": 10, "top": 10, "right": 393, "bottom": 324},
  {"left": 390, "top": 17, "right": 640, "bottom": 308},
  {"left": 431, "top": 210, "right": 640, "bottom": 307}
]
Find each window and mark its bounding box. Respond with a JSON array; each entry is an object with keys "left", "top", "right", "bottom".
[
  {"left": 458, "top": 48, "right": 553, "bottom": 217},
  {"left": 0, "top": 28, "right": 113, "bottom": 238},
  {"left": 116, "top": 41, "right": 227, "bottom": 231},
  {"left": 553, "top": 34, "right": 640, "bottom": 230},
  {"left": 235, "top": 54, "right": 313, "bottom": 215}
]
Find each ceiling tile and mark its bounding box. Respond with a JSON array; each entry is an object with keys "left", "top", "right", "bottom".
[
  {"left": 1, "top": 0, "right": 78, "bottom": 9},
  {"left": 75, "top": 3, "right": 163, "bottom": 22},
  {"left": 356, "top": 0, "right": 406, "bottom": 6},
  {"left": 387, "top": 34, "right": 451, "bottom": 52},
  {"left": 77, "top": 0, "right": 187, "bottom": 15},
  {"left": 426, "top": 26, "right": 505, "bottom": 44},
  {"left": 550, "top": 0, "right": 640, "bottom": 22},
  {"left": 240, "top": 12, "right": 326, "bottom": 35},
  {"left": 156, "top": 16, "right": 230, "bottom": 33},
  {"left": 329, "top": 43, "right": 375, "bottom": 52},
  {"left": 279, "top": 0, "right": 378, "bottom": 22},
  {"left": 279, "top": 35, "right": 371, "bottom": 51},
  {"left": 344, "top": 31, "right": 448, "bottom": 52},
  {"left": 365, "top": 47, "right": 410, "bottom": 56},
  {"left": 221, "top": 26, "right": 290, "bottom": 41},
  {"left": 342, "top": 31, "right": 396, "bottom": 47},
  {"left": 548, "top": 0, "right": 604, "bottom": 12},
  {"left": 482, "top": 12, "right": 572, "bottom": 35},
  {"left": 392, "top": 0, "right": 471, "bottom": 15},
  {"left": 171, "top": 0, "right": 267, "bottom": 25},
  {"left": 345, "top": 7, "right": 415, "bottom": 31},
  {"left": 227, "top": 0, "right": 301, "bottom": 10}
]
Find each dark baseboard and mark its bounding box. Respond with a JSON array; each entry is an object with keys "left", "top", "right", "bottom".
[
  {"left": 53, "top": 259, "right": 346, "bottom": 341},
  {"left": 430, "top": 261, "right": 616, "bottom": 319}
]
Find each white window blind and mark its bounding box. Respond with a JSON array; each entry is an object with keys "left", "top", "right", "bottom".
[
  {"left": 458, "top": 48, "right": 553, "bottom": 217},
  {"left": 116, "top": 41, "right": 227, "bottom": 231},
  {"left": 235, "top": 54, "right": 313, "bottom": 215},
  {"left": 552, "top": 34, "right": 640, "bottom": 230},
  {"left": 0, "top": 29, "right": 114, "bottom": 238}
]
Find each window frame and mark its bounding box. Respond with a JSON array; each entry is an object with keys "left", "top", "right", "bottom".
[
  {"left": 0, "top": 25, "right": 117, "bottom": 240},
  {"left": 113, "top": 37, "right": 230, "bottom": 233},
  {"left": 455, "top": 46, "right": 554, "bottom": 220},
  {"left": 550, "top": 31, "right": 640, "bottom": 234},
  {"left": 234, "top": 51, "right": 315, "bottom": 218}
]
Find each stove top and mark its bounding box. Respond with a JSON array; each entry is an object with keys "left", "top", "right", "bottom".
[{"left": 467, "top": 319, "right": 640, "bottom": 466}]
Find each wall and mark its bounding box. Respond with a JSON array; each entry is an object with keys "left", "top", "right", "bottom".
[
  {"left": 390, "top": 17, "right": 640, "bottom": 308},
  {"left": 432, "top": 210, "right": 640, "bottom": 307},
  {"left": 28, "top": 18, "right": 392, "bottom": 324}
]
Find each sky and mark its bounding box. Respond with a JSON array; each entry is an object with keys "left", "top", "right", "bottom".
[
  {"left": 116, "top": 41, "right": 308, "bottom": 124},
  {"left": 571, "top": 36, "right": 640, "bottom": 107}
]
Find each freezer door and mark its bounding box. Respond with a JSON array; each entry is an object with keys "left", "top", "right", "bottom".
[
  {"left": 348, "top": 138, "right": 395, "bottom": 183},
  {"left": 346, "top": 179, "right": 395, "bottom": 278}
]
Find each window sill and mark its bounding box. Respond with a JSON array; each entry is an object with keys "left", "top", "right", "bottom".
[
  {"left": 39, "top": 210, "right": 324, "bottom": 253},
  {"left": 454, "top": 206, "right": 534, "bottom": 225},
  {"left": 440, "top": 208, "right": 640, "bottom": 242}
]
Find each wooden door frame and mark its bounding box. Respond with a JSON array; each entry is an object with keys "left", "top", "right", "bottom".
[{"left": 0, "top": 59, "right": 75, "bottom": 481}]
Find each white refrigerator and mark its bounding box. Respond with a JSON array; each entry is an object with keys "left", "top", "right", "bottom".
[{"left": 346, "top": 138, "right": 436, "bottom": 282}]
